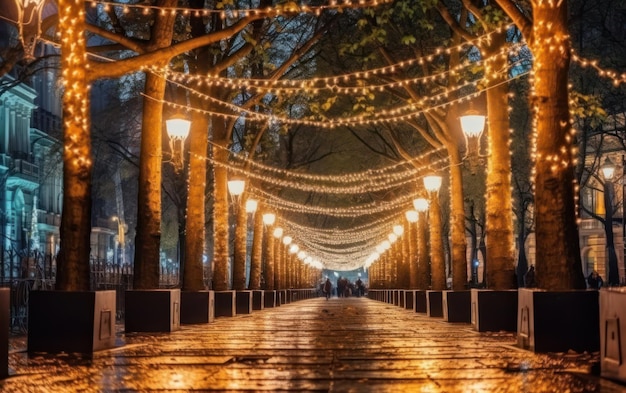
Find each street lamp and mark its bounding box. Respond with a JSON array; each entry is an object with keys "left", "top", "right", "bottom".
[
  {"left": 413, "top": 197, "right": 429, "bottom": 212},
  {"left": 423, "top": 174, "right": 442, "bottom": 193},
  {"left": 245, "top": 199, "right": 258, "bottom": 214},
  {"left": 405, "top": 210, "right": 418, "bottom": 223},
  {"left": 166, "top": 116, "right": 191, "bottom": 171},
  {"left": 227, "top": 178, "right": 246, "bottom": 196},
  {"left": 263, "top": 212, "right": 276, "bottom": 226},
  {"left": 423, "top": 173, "right": 446, "bottom": 290},
  {"left": 600, "top": 156, "right": 620, "bottom": 286},
  {"left": 460, "top": 109, "right": 486, "bottom": 138}
]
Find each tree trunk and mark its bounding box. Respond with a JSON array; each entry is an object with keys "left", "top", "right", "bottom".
[
  {"left": 484, "top": 31, "right": 516, "bottom": 290},
  {"left": 182, "top": 0, "right": 213, "bottom": 292},
  {"left": 447, "top": 145, "right": 468, "bottom": 290},
  {"left": 132, "top": 0, "right": 177, "bottom": 290},
  {"left": 55, "top": 0, "right": 92, "bottom": 291},
  {"left": 416, "top": 210, "right": 430, "bottom": 290},
  {"left": 408, "top": 221, "right": 418, "bottom": 289},
  {"left": 212, "top": 142, "right": 230, "bottom": 291},
  {"left": 249, "top": 209, "right": 263, "bottom": 290},
  {"left": 531, "top": 0, "right": 586, "bottom": 290},
  {"left": 182, "top": 110, "right": 209, "bottom": 291},
  {"left": 264, "top": 230, "right": 275, "bottom": 290},
  {"left": 429, "top": 194, "right": 446, "bottom": 290},
  {"left": 232, "top": 195, "right": 248, "bottom": 290}
]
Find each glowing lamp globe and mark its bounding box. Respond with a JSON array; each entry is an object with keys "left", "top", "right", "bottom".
[
  {"left": 601, "top": 157, "right": 616, "bottom": 180},
  {"left": 423, "top": 174, "right": 442, "bottom": 193},
  {"left": 245, "top": 199, "right": 258, "bottom": 213},
  {"left": 413, "top": 198, "right": 429, "bottom": 212},
  {"left": 166, "top": 117, "right": 191, "bottom": 140},
  {"left": 393, "top": 225, "right": 404, "bottom": 236},
  {"left": 227, "top": 179, "right": 245, "bottom": 196},
  {"left": 282, "top": 236, "right": 292, "bottom": 246},
  {"left": 406, "top": 210, "right": 418, "bottom": 223},
  {"left": 388, "top": 233, "right": 398, "bottom": 243},
  {"left": 273, "top": 227, "right": 283, "bottom": 238},
  {"left": 263, "top": 213, "right": 276, "bottom": 225},
  {"left": 460, "top": 111, "right": 486, "bottom": 138}
]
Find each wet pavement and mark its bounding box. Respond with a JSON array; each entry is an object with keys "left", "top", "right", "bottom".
[{"left": 1, "top": 296, "right": 625, "bottom": 392}]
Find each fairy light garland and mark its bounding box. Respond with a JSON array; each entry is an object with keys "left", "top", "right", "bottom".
[
  {"left": 88, "top": 0, "right": 392, "bottom": 18},
  {"left": 151, "top": 33, "right": 521, "bottom": 93},
  {"left": 571, "top": 50, "right": 626, "bottom": 87}
]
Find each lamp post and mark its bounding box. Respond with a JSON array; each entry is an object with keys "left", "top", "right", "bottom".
[
  {"left": 601, "top": 156, "right": 620, "bottom": 286},
  {"left": 423, "top": 174, "right": 446, "bottom": 290},
  {"left": 166, "top": 117, "right": 191, "bottom": 171},
  {"left": 406, "top": 210, "right": 418, "bottom": 289},
  {"left": 460, "top": 109, "right": 486, "bottom": 173},
  {"left": 227, "top": 176, "right": 247, "bottom": 290},
  {"left": 166, "top": 117, "right": 191, "bottom": 287},
  {"left": 413, "top": 197, "right": 430, "bottom": 290}
]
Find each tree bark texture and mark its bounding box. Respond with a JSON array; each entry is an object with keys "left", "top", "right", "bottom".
[
  {"left": 55, "top": 0, "right": 92, "bottom": 291},
  {"left": 484, "top": 31, "right": 516, "bottom": 290},
  {"left": 447, "top": 145, "right": 469, "bottom": 289},
  {"left": 212, "top": 144, "right": 230, "bottom": 291},
  {"left": 417, "top": 211, "right": 431, "bottom": 290},
  {"left": 182, "top": 110, "right": 209, "bottom": 291},
  {"left": 132, "top": 0, "right": 177, "bottom": 289},
  {"left": 264, "top": 230, "right": 275, "bottom": 290},
  {"left": 249, "top": 210, "right": 263, "bottom": 289},
  {"left": 429, "top": 194, "right": 447, "bottom": 290},
  {"left": 233, "top": 196, "right": 248, "bottom": 290},
  {"left": 408, "top": 221, "right": 418, "bottom": 289},
  {"left": 531, "top": 0, "right": 586, "bottom": 290}
]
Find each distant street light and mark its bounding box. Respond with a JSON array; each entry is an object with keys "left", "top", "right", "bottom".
[
  {"left": 245, "top": 199, "right": 258, "bottom": 214},
  {"left": 405, "top": 210, "right": 418, "bottom": 223},
  {"left": 600, "top": 156, "right": 619, "bottom": 286},
  {"left": 413, "top": 197, "right": 429, "bottom": 212},
  {"left": 273, "top": 227, "right": 283, "bottom": 238},
  {"left": 263, "top": 212, "right": 276, "bottom": 226},
  {"left": 423, "top": 173, "right": 446, "bottom": 290}
]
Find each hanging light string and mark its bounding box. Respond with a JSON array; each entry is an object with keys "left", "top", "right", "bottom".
[
  {"left": 570, "top": 50, "right": 626, "bottom": 86},
  {"left": 150, "top": 28, "right": 519, "bottom": 91},
  {"left": 227, "top": 145, "right": 447, "bottom": 183},
  {"left": 148, "top": 68, "right": 529, "bottom": 129},
  {"left": 205, "top": 153, "right": 449, "bottom": 194},
  {"left": 146, "top": 42, "right": 527, "bottom": 129},
  {"left": 88, "top": 0, "right": 393, "bottom": 18},
  {"left": 249, "top": 185, "right": 417, "bottom": 217}
]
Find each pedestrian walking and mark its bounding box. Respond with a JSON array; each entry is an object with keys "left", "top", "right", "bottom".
[
  {"left": 587, "top": 270, "right": 604, "bottom": 289},
  {"left": 324, "top": 278, "right": 332, "bottom": 300}
]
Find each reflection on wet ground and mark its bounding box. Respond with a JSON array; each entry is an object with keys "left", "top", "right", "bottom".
[{"left": 2, "top": 296, "right": 624, "bottom": 392}]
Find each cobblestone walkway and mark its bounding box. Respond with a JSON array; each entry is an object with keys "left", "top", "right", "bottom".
[{"left": 1, "top": 296, "right": 624, "bottom": 392}]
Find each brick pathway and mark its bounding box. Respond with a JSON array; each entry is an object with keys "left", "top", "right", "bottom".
[{"left": 1, "top": 296, "right": 623, "bottom": 392}]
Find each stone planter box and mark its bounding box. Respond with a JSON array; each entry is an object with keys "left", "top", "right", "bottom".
[
  {"left": 252, "top": 290, "right": 264, "bottom": 311},
  {"left": 215, "top": 291, "right": 236, "bottom": 317},
  {"left": 470, "top": 289, "right": 518, "bottom": 332},
  {"left": 0, "top": 288, "right": 9, "bottom": 378},
  {"left": 28, "top": 290, "right": 116, "bottom": 354},
  {"left": 126, "top": 289, "right": 180, "bottom": 333},
  {"left": 280, "top": 290, "right": 289, "bottom": 304},
  {"left": 264, "top": 290, "right": 276, "bottom": 308},
  {"left": 517, "top": 288, "right": 599, "bottom": 353},
  {"left": 236, "top": 291, "right": 253, "bottom": 315},
  {"left": 180, "top": 290, "right": 214, "bottom": 325},
  {"left": 415, "top": 290, "right": 427, "bottom": 313},
  {"left": 426, "top": 290, "right": 443, "bottom": 318},
  {"left": 405, "top": 290, "right": 415, "bottom": 311},
  {"left": 443, "top": 290, "right": 471, "bottom": 323},
  {"left": 600, "top": 288, "right": 626, "bottom": 383}
]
